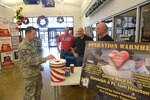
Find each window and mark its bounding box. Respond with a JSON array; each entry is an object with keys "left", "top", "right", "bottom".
[
  {"left": 48, "top": 17, "right": 54, "bottom": 22},
  {"left": 67, "top": 17, "right": 73, "bottom": 22},
  {"left": 140, "top": 3, "right": 150, "bottom": 42},
  {"left": 28, "top": 18, "right": 33, "bottom": 23},
  {"left": 84, "top": 26, "right": 93, "bottom": 39},
  {"left": 13, "top": 16, "right": 74, "bottom": 28},
  {"left": 114, "top": 9, "right": 136, "bottom": 42},
  {"left": 92, "top": 24, "right": 97, "bottom": 41},
  {"left": 103, "top": 18, "right": 113, "bottom": 38},
  {"left": 33, "top": 18, "right": 38, "bottom": 23}
]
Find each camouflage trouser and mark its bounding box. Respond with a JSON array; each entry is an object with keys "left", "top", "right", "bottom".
[{"left": 23, "top": 74, "right": 43, "bottom": 100}]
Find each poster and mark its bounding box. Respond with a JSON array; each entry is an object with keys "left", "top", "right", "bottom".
[
  {"left": 80, "top": 41, "right": 150, "bottom": 100},
  {"left": 11, "top": 36, "right": 19, "bottom": 50},
  {"left": 1, "top": 51, "right": 13, "bottom": 67},
  {"left": 0, "top": 22, "right": 10, "bottom": 36},
  {"left": 10, "top": 23, "right": 19, "bottom": 36},
  {"left": 0, "top": 22, "right": 18, "bottom": 36},
  {"left": 0, "top": 37, "right": 12, "bottom": 52}
]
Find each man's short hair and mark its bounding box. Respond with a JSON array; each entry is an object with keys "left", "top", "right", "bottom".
[
  {"left": 98, "top": 22, "right": 108, "bottom": 31},
  {"left": 134, "top": 54, "right": 144, "bottom": 61},
  {"left": 25, "top": 26, "right": 36, "bottom": 34}
]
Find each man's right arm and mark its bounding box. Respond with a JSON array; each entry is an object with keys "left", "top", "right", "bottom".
[
  {"left": 71, "top": 40, "right": 78, "bottom": 57},
  {"left": 18, "top": 46, "right": 55, "bottom": 67}
]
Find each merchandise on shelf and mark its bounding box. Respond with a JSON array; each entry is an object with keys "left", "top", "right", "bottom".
[
  {"left": 0, "top": 22, "right": 19, "bottom": 68},
  {"left": 10, "top": 23, "right": 19, "bottom": 36},
  {"left": 11, "top": 36, "right": 20, "bottom": 50},
  {"left": 0, "top": 29, "right": 10, "bottom": 36},
  {"left": 0, "top": 22, "right": 19, "bottom": 36},
  {"left": 1, "top": 51, "right": 13, "bottom": 67},
  {"left": 13, "top": 50, "right": 19, "bottom": 62},
  {"left": 0, "top": 37, "right": 12, "bottom": 52},
  {"left": 0, "top": 22, "right": 11, "bottom": 36}
]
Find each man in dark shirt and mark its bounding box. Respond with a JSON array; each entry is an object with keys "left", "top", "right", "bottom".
[
  {"left": 94, "top": 22, "right": 114, "bottom": 100},
  {"left": 96, "top": 22, "right": 114, "bottom": 41},
  {"left": 71, "top": 27, "right": 93, "bottom": 66}
]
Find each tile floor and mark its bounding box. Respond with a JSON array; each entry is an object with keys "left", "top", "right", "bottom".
[{"left": 0, "top": 47, "right": 97, "bottom": 100}]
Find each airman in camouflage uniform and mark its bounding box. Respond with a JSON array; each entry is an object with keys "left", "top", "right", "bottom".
[{"left": 18, "top": 26, "right": 55, "bottom": 100}]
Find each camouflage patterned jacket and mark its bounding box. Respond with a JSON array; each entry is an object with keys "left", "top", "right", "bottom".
[{"left": 18, "top": 39, "right": 46, "bottom": 78}]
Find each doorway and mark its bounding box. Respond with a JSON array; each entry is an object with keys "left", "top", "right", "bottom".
[
  {"left": 48, "top": 28, "right": 64, "bottom": 47},
  {"left": 47, "top": 27, "right": 73, "bottom": 47}
]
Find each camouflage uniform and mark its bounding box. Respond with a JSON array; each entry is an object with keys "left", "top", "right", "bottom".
[
  {"left": 32, "top": 37, "right": 42, "bottom": 54},
  {"left": 18, "top": 39, "right": 47, "bottom": 100}
]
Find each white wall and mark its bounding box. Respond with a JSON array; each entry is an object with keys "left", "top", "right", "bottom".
[
  {"left": 1, "top": 0, "right": 146, "bottom": 32},
  {"left": 81, "top": 0, "right": 145, "bottom": 27},
  {"left": 1, "top": 2, "right": 81, "bottom": 34},
  {"left": 4, "top": 8, "right": 15, "bottom": 22},
  {"left": 0, "top": 6, "right": 9, "bottom": 22},
  {"left": 81, "top": 0, "right": 93, "bottom": 15}
]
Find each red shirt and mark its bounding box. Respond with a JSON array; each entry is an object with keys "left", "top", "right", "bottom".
[{"left": 56, "top": 34, "right": 75, "bottom": 50}]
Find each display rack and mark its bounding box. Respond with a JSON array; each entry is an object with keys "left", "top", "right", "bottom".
[{"left": 0, "top": 22, "right": 19, "bottom": 70}]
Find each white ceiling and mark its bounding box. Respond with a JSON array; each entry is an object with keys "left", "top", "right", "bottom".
[{"left": 0, "top": 0, "right": 84, "bottom": 7}]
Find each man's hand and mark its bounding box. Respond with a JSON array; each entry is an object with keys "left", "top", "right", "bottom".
[
  {"left": 46, "top": 54, "right": 55, "bottom": 60},
  {"left": 74, "top": 53, "right": 78, "bottom": 57}
]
